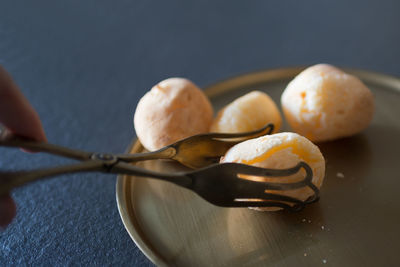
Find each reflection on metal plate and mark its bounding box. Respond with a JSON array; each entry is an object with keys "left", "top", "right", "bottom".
[{"left": 117, "top": 67, "right": 400, "bottom": 266}]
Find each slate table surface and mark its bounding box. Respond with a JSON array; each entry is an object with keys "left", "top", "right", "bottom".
[{"left": 1, "top": 0, "right": 399, "bottom": 266}]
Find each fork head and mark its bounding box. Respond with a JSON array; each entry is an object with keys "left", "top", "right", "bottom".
[
  {"left": 171, "top": 123, "right": 274, "bottom": 169},
  {"left": 186, "top": 161, "right": 319, "bottom": 211}
]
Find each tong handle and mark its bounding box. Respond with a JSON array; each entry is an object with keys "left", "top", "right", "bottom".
[
  {"left": 0, "top": 129, "right": 92, "bottom": 160},
  {"left": 0, "top": 161, "right": 104, "bottom": 196},
  {"left": 0, "top": 160, "right": 193, "bottom": 196},
  {"left": 116, "top": 146, "right": 176, "bottom": 162}
]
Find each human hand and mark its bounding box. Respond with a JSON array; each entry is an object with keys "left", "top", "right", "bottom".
[{"left": 0, "top": 65, "right": 46, "bottom": 229}]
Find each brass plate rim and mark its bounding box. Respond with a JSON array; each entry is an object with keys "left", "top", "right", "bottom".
[{"left": 116, "top": 67, "right": 400, "bottom": 266}]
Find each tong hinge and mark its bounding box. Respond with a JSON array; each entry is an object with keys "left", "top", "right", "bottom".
[{"left": 90, "top": 153, "right": 118, "bottom": 172}]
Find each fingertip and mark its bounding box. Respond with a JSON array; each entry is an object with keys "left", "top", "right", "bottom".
[
  {"left": 29, "top": 111, "right": 47, "bottom": 143},
  {"left": 34, "top": 125, "right": 47, "bottom": 143},
  {"left": 0, "top": 194, "right": 16, "bottom": 229}
]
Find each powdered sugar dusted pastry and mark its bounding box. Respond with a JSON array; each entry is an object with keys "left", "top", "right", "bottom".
[
  {"left": 281, "top": 64, "right": 374, "bottom": 142},
  {"left": 134, "top": 78, "right": 213, "bottom": 151},
  {"left": 211, "top": 91, "right": 282, "bottom": 134},
  {"left": 221, "top": 132, "right": 325, "bottom": 211}
]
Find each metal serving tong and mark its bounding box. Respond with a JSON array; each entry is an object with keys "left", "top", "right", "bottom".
[
  {"left": 117, "top": 123, "right": 274, "bottom": 169},
  {"left": 0, "top": 124, "right": 319, "bottom": 211}
]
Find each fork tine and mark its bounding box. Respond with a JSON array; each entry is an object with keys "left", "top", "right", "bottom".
[
  {"left": 233, "top": 193, "right": 304, "bottom": 204},
  {"left": 260, "top": 180, "right": 312, "bottom": 191},
  {"left": 224, "top": 162, "right": 306, "bottom": 177},
  {"left": 208, "top": 123, "right": 274, "bottom": 139}
]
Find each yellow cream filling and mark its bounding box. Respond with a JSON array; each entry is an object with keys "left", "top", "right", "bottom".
[{"left": 240, "top": 139, "right": 319, "bottom": 165}]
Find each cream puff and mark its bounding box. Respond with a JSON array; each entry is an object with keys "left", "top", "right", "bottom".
[
  {"left": 281, "top": 64, "right": 374, "bottom": 142},
  {"left": 134, "top": 78, "right": 213, "bottom": 151}
]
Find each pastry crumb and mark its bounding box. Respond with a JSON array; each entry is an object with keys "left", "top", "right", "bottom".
[{"left": 336, "top": 172, "right": 345, "bottom": 178}]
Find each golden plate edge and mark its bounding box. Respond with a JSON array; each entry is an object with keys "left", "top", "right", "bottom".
[
  {"left": 116, "top": 66, "right": 400, "bottom": 266},
  {"left": 116, "top": 141, "right": 169, "bottom": 266}
]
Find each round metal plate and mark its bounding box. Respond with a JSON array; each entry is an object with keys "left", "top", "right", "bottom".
[{"left": 116, "top": 67, "right": 400, "bottom": 267}]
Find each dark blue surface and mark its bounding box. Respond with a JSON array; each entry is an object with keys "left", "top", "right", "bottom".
[{"left": 0, "top": 0, "right": 399, "bottom": 265}]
